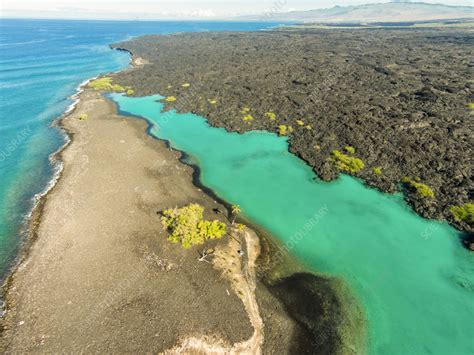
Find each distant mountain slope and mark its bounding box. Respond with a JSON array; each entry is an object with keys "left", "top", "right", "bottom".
[{"left": 240, "top": 2, "right": 473, "bottom": 23}]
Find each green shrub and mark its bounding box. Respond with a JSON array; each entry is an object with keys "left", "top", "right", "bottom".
[
  {"left": 111, "top": 84, "right": 125, "bottom": 92},
  {"left": 450, "top": 203, "right": 474, "bottom": 223},
  {"left": 265, "top": 112, "right": 276, "bottom": 120},
  {"left": 278, "top": 125, "right": 288, "bottom": 136},
  {"left": 88, "top": 77, "right": 126, "bottom": 92},
  {"left": 411, "top": 182, "right": 435, "bottom": 198},
  {"left": 344, "top": 146, "right": 356, "bottom": 154},
  {"left": 161, "top": 204, "right": 227, "bottom": 249},
  {"left": 331, "top": 150, "right": 365, "bottom": 173},
  {"left": 165, "top": 96, "right": 177, "bottom": 102},
  {"left": 402, "top": 178, "right": 435, "bottom": 198},
  {"left": 372, "top": 167, "right": 382, "bottom": 175}
]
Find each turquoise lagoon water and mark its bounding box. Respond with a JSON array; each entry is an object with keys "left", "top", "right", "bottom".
[
  {"left": 111, "top": 93, "right": 474, "bottom": 355},
  {"left": 0, "top": 19, "right": 278, "bottom": 277}
]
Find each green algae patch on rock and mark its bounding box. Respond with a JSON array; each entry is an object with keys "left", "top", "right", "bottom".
[
  {"left": 450, "top": 203, "right": 474, "bottom": 224},
  {"left": 161, "top": 203, "right": 227, "bottom": 249},
  {"left": 331, "top": 150, "right": 365, "bottom": 174}
]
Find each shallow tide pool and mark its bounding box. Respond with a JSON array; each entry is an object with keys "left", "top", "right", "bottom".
[{"left": 111, "top": 93, "right": 474, "bottom": 355}]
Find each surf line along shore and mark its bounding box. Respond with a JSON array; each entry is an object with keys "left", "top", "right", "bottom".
[{"left": 0, "top": 88, "right": 265, "bottom": 352}]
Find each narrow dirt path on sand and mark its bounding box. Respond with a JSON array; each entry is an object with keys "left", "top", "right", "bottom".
[{"left": 163, "top": 227, "right": 264, "bottom": 354}]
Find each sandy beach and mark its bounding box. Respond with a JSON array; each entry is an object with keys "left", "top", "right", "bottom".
[{"left": 1, "top": 90, "right": 257, "bottom": 352}]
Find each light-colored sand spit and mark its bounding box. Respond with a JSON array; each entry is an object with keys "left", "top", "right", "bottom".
[{"left": 1, "top": 91, "right": 254, "bottom": 352}]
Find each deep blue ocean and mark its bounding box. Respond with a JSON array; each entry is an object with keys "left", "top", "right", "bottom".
[{"left": 0, "top": 19, "right": 278, "bottom": 278}]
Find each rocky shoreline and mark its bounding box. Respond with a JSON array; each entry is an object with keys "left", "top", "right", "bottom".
[{"left": 111, "top": 27, "right": 473, "bottom": 236}]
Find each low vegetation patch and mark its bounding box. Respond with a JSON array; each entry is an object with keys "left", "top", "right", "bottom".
[
  {"left": 372, "top": 166, "right": 382, "bottom": 175},
  {"left": 331, "top": 150, "right": 365, "bottom": 173},
  {"left": 161, "top": 204, "right": 227, "bottom": 249},
  {"left": 278, "top": 125, "right": 287, "bottom": 136},
  {"left": 345, "top": 146, "right": 356, "bottom": 154},
  {"left": 402, "top": 177, "right": 435, "bottom": 198},
  {"left": 278, "top": 125, "right": 294, "bottom": 136},
  {"left": 165, "top": 96, "right": 177, "bottom": 102},
  {"left": 449, "top": 203, "right": 474, "bottom": 224},
  {"left": 88, "top": 77, "right": 126, "bottom": 92},
  {"left": 265, "top": 112, "right": 276, "bottom": 120}
]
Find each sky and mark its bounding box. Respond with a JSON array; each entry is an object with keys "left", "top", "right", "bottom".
[{"left": 1, "top": 0, "right": 473, "bottom": 20}]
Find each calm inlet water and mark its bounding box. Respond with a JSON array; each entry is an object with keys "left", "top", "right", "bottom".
[
  {"left": 0, "top": 19, "right": 278, "bottom": 277},
  {"left": 111, "top": 93, "right": 474, "bottom": 355}
]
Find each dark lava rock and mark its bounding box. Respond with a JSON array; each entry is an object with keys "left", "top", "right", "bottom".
[
  {"left": 111, "top": 28, "right": 473, "bottom": 234},
  {"left": 463, "top": 233, "right": 474, "bottom": 251}
]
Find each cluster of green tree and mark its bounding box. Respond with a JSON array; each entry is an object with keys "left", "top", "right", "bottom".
[
  {"left": 88, "top": 77, "right": 134, "bottom": 95},
  {"left": 331, "top": 148, "right": 365, "bottom": 173},
  {"left": 450, "top": 203, "right": 474, "bottom": 224},
  {"left": 402, "top": 177, "right": 435, "bottom": 198},
  {"left": 161, "top": 204, "right": 227, "bottom": 248}
]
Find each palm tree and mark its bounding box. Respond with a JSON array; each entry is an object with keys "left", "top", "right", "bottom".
[{"left": 231, "top": 204, "right": 241, "bottom": 224}]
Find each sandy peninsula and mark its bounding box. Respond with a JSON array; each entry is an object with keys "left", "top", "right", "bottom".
[
  {"left": 1, "top": 80, "right": 362, "bottom": 353},
  {"left": 1, "top": 90, "right": 260, "bottom": 352}
]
